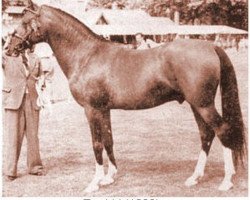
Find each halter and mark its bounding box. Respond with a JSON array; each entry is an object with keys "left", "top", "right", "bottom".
[
  {"left": 11, "top": 30, "right": 32, "bottom": 51},
  {"left": 24, "top": 7, "right": 40, "bottom": 16},
  {"left": 12, "top": 7, "right": 42, "bottom": 51},
  {"left": 13, "top": 32, "right": 27, "bottom": 41}
]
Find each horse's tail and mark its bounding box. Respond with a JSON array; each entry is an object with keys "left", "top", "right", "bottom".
[{"left": 214, "top": 46, "right": 246, "bottom": 169}]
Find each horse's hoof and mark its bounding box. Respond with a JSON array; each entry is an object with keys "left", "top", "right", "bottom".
[
  {"left": 84, "top": 183, "right": 99, "bottom": 193},
  {"left": 100, "top": 176, "right": 114, "bottom": 186},
  {"left": 185, "top": 177, "right": 198, "bottom": 187},
  {"left": 218, "top": 181, "right": 233, "bottom": 191}
]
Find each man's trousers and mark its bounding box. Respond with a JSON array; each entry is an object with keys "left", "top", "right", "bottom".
[{"left": 4, "top": 93, "right": 43, "bottom": 177}]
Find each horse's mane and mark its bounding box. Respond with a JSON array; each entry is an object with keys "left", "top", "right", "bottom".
[{"left": 43, "top": 5, "right": 107, "bottom": 43}]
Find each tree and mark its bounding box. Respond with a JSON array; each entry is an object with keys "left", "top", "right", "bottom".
[
  {"left": 182, "top": 0, "right": 232, "bottom": 25},
  {"left": 87, "top": 0, "right": 248, "bottom": 30},
  {"left": 144, "top": 0, "right": 171, "bottom": 17},
  {"left": 228, "top": 1, "right": 248, "bottom": 30},
  {"left": 87, "top": 0, "right": 128, "bottom": 9},
  {"left": 142, "top": 0, "right": 190, "bottom": 24},
  {"left": 2, "top": 0, "right": 9, "bottom": 11}
]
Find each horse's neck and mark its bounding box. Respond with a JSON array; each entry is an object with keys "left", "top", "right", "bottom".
[
  {"left": 47, "top": 29, "right": 99, "bottom": 79},
  {"left": 44, "top": 8, "right": 100, "bottom": 79}
]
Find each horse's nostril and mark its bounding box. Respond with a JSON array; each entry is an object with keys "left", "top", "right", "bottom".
[{"left": 5, "top": 51, "right": 11, "bottom": 56}]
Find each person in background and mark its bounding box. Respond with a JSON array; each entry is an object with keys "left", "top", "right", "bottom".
[
  {"left": 135, "top": 33, "right": 151, "bottom": 50},
  {"left": 135, "top": 33, "right": 160, "bottom": 49},
  {"left": 35, "top": 54, "right": 54, "bottom": 113},
  {"left": 2, "top": 42, "right": 45, "bottom": 181},
  {"left": 235, "top": 35, "right": 241, "bottom": 51},
  {"left": 35, "top": 43, "right": 55, "bottom": 105}
]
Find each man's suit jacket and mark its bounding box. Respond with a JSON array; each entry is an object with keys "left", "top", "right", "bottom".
[{"left": 2, "top": 53, "right": 42, "bottom": 110}]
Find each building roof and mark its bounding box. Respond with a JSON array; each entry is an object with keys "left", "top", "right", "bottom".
[
  {"left": 5, "top": 6, "right": 26, "bottom": 14},
  {"left": 82, "top": 9, "right": 247, "bottom": 36},
  {"left": 82, "top": 9, "right": 150, "bottom": 26},
  {"left": 82, "top": 9, "right": 174, "bottom": 27},
  {"left": 149, "top": 17, "right": 175, "bottom": 27},
  {"left": 175, "top": 25, "right": 248, "bottom": 35},
  {"left": 91, "top": 25, "right": 248, "bottom": 36}
]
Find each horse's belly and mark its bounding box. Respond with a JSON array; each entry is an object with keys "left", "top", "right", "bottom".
[{"left": 111, "top": 84, "right": 184, "bottom": 110}]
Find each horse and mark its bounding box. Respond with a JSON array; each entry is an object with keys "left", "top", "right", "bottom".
[{"left": 5, "top": 1, "right": 246, "bottom": 193}]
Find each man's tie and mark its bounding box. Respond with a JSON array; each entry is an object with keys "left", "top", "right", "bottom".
[{"left": 21, "top": 53, "right": 30, "bottom": 77}]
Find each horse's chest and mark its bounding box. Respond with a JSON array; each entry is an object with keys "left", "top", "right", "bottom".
[
  {"left": 69, "top": 79, "right": 110, "bottom": 108},
  {"left": 67, "top": 83, "right": 83, "bottom": 105}
]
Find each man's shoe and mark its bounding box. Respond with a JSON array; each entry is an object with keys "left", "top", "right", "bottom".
[
  {"left": 4, "top": 175, "right": 16, "bottom": 182},
  {"left": 29, "top": 167, "right": 46, "bottom": 176}
]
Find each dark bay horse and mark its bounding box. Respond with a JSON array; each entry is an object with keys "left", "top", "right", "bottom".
[{"left": 6, "top": 1, "right": 246, "bottom": 193}]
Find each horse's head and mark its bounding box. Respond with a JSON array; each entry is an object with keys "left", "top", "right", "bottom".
[{"left": 6, "top": 1, "right": 46, "bottom": 56}]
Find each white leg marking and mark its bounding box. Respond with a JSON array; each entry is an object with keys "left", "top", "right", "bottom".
[
  {"left": 218, "top": 147, "right": 235, "bottom": 191},
  {"left": 84, "top": 163, "right": 105, "bottom": 193},
  {"left": 185, "top": 150, "right": 207, "bottom": 187},
  {"left": 100, "top": 160, "right": 117, "bottom": 186}
]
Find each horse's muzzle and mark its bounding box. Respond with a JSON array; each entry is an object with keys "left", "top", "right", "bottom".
[{"left": 5, "top": 49, "right": 20, "bottom": 57}]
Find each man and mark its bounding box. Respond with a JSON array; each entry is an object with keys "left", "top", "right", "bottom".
[
  {"left": 135, "top": 33, "right": 159, "bottom": 49},
  {"left": 135, "top": 33, "right": 150, "bottom": 50},
  {"left": 2, "top": 44, "right": 44, "bottom": 181},
  {"left": 35, "top": 43, "right": 55, "bottom": 105}
]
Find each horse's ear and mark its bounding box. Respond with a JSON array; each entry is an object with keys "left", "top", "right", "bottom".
[
  {"left": 25, "top": 0, "right": 40, "bottom": 14},
  {"left": 30, "top": 19, "right": 41, "bottom": 32},
  {"left": 23, "top": 7, "right": 40, "bottom": 16},
  {"left": 27, "top": 0, "right": 35, "bottom": 10}
]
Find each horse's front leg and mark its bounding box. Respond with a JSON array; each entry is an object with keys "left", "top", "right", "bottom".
[
  {"left": 84, "top": 106, "right": 105, "bottom": 193},
  {"left": 99, "top": 109, "right": 117, "bottom": 186},
  {"left": 83, "top": 106, "right": 117, "bottom": 193}
]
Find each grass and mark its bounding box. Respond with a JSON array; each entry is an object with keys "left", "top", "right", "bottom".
[{"left": 2, "top": 48, "right": 248, "bottom": 197}]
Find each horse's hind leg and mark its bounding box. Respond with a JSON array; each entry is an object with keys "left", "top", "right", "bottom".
[
  {"left": 191, "top": 105, "right": 235, "bottom": 191},
  {"left": 185, "top": 106, "right": 215, "bottom": 187}
]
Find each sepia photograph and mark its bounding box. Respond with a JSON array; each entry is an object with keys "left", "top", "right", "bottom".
[{"left": 1, "top": 0, "right": 248, "bottom": 197}]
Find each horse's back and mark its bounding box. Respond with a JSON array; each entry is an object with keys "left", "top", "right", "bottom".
[
  {"left": 113, "top": 39, "right": 222, "bottom": 107},
  {"left": 70, "top": 39, "right": 221, "bottom": 109},
  {"left": 164, "top": 39, "right": 221, "bottom": 106}
]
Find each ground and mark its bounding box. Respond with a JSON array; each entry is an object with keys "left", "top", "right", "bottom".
[{"left": 2, "top": 48, "right": 248, "bottom": 197}]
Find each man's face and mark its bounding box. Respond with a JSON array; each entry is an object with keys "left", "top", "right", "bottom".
[{"left": 136, "top": 34, "right": 143, "bottom": 43}]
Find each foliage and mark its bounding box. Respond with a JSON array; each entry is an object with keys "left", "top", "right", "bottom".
[
  {"left": 145, "top": 0, "right": 189, "bottom": 24},
  {"left": 185, "top": 1, "right": 231, "bottom": 25},
  {"left": 86, "top": 0, "right": 248, "bottom": 30},
  {"left": 182, "top": 0, "right": 247, "bottom": 30},
  {"left": 228, "top": 1, "right": 248, "bottom": 30},
  {"left": 2, "top": 0, "right": 9, "bottom": 11},
  {"left": 87, "top": 0, "right": 128, "bottom": 9}
]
